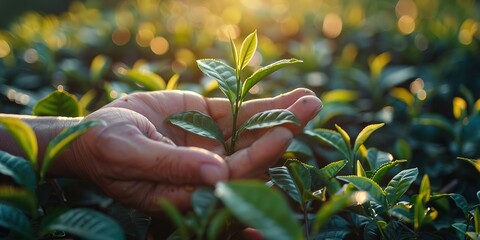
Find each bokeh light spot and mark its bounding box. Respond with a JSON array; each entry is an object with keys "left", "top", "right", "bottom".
[
  {"left": 398, "top": 15, "right": 415, "bottom": 34},
  {"left": 112, "top": 28, "right": 131, "bottom": 46},
  {"left": 23, "top": 48, "right": 38, "bottom": 63},
  {"left": 150, "top": 36, "right": 169, "bottom": 55},
  {"left": 0, "top": 40, "right": 11, "bottom": 58},
  {"left": 396, "top": 0, "right": 418, "bottom": 19},
  {"left": 322, "top": 13, "right": 343, "bottom": 38}
]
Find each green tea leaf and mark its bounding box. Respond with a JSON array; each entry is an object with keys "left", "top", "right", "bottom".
[
  {"left": 371, "top": 160, "right": 407, "bottom": 183},
  {"left": 40, "top": 208, "right": 125, "bottom": 240},
  {"left": 418, "top": 174, "right": 431, "bottom": 203},
  {"left": 385, "top": 168, "right": 418, "bottom": 206},
  {"left": 0, "top": 118, "right": 37, "bottom": 165},
  {"left": 413, "top": 193, "right": 425, "bottom": 230},
  {"left": 309, "top": 160, "right": 347, "bottom": 195},
  {"left": 0, "top": 186, "right": 37, "bottom": 216},
  {"left": 413, "top": 115, "right": 454, "bottom": 137},
  {"left": 33, "top": 90, "right": 81, "bottom": 117},
  {"left": 238, "top": 30, "right": 257, "bottom": 70},
  {"left": 0, "top": 151, "right": 36, "bottom": 193},
  {"left": 90, "top": 54, "right": 111, "bottom": 82},
  {"left": 165, "top": 111, "right": 225, "bottom": 143},
  {"left": 269, "top": 166, "right": 302, "bottom": 204},
  {"left": 242, "top": 58, "right": 302, "bottom": 98},
  {"left": 474, "top": 207, "right": 480, "bottom": 235},
  {"left": 335, "top": 124, "right": 351, "bottom": 152},
  {"left": 357, "top": 160, "right": 367, "bottom": 177},
  {"left": 207, "top": 209, "right": 231, "bottom": 240},
  {"left": 337, "top": 176, "right": 386, "bottom": 208},
  {"left": 159, "top": 199, "right": 190, "bottom": 240},
  {"left": 196, "top": 59, "right": 237, "bottom": 105},
  {"left": 229, "top": 36, "right": 238, "bottom": 69},
  {"left": 0, "top": 204, "right": 34, "bottom": 240},
  {"left": 305, "top": 129, "right": 351, "bottom": 161},
  {"left": 452, "top": 223, "right": 478, "bottom": 240},
  {"left": 191, "top": 188, "right": 217, "bottom": 218},
  {"left": 215, "top": 181, "right": 303, "bottom": 240},
  {"left": 238, "top": 109, "right": 300, "bottom": 134},
  {"left": 285, "top": 139, "right": 313, "bottom": 159},
  {"left": 353, "top": 123, "right": 384, "bottom": 156},
  {"left": 458, "top": 157, "right": 480, "bottom": 173},
  {"left": 166, "top": 73, "right": 180, "bottom": 90},
  {"left": 115, "top": 69, "right": 165, "bottom": 91},
  {"left": 41, "top": 120, "right": 102, "bottom": 180},
  {"left": 312, "top": 192, "right": 365, "bottom": 233},
  {"left": 449, "top": 193, "right": 468, "bottom": 217},
  {"left": 366, "top": 148, "right": 393, "bottom": 171},
  {"left": 269, "top": 160, "right": 312, "bottom": 206}
]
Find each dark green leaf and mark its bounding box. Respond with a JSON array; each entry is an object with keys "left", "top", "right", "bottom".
[
  {"left": 165, "top": 111, "right": 225, "bottom": 143},
  {"left": 413, "top": 115, "right": 454, "bottom": 137},
  {"left": 90, "top": 54, "right": 111, "bottom": 82},
  {"left": 191, "top": 188, "right": 217, "bottom": 218},
  {"left": 41, "top": 120, "right": 102, "bottom": 180},
  {"left": 449, "top": 193, "right": 468, "bottom": 217},
  {"left": 197, "top": 59, "right": 237, "bottom": 105},
  {"left": 305, "top": 129, "right": 351, "bottom": 161},
  {"left": 371, "top": 160, "right": 407, "bottom": 183},
  {"left": 0, "top": 186, "right": 37, "bottom": 216},
  {"left": 0, "top": 118, "right": 37, "bottom": 165},
  {"left": 108, "top": 203, "right": 151, "bottom": 240},
  {"left": 238, "top": 109, "right": 300, "bottom": 134},
  {"left": 33, "top": 90, "right": 81, "bottom": 117},
  {"left": 207, "top": 209, "right": 231, "bottom": 240},
  {"left": 215, "top": 181, "right": 302, "bottom": 240},
  {"left": 242, "top": 58, "right": 302, "bottom": 98},
  {"left": 353, "top": 123, "right": 384, "bottom": 156},
  {"left": 366, "top": 148, "right": 392, "bottom": 171},
  {"left": 0, "top": 204, "right": 34, "bottom": 240},
  {"left": 0, "top": 151, "right": 36, "bottom": 193},
  {"left": 115, "top": 69, "right": 165, "bottom": 91},
  {"left": 285, "top": 139, "right": 313, "bottom": 159},
  {"left": 452, "top": 223, "right": 478, "bottom": 240},
  {"left": 309, "top": 160, "right": 347, "bottom": 195},
  {"left": 395, "top": 139, "right": 412, "bottom": 162},
  {"left": 312, "top": 191, "right": 366, "bottom": 233},
  {"left": 159, "top": 199, "right": 189, "bottom": 240},
  {"left": 337, "top": 176, "right": 386, "bottom": 208},
  {"left": 40, "top": 208, "right": 125, "bottom": 240},
  {"left": 313, "top": 216, "right": 350, "bottom": 239},
  {"left": 475, "top": 207, "right": 480, "bottom": 235},
  {"left": 269, "top": 166, "right": 302, "bottom": 204},
  {"left": 238, "top": 30, "right": 257, "bottom": 70},
  {"left": 389, "top": 204, "right": 413, "bottom": 223},
  {"left": 385, "top": 168, "right": 418, "bottom": 207}
]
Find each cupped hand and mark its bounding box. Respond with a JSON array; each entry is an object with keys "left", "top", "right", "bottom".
[{"left": 63, "top": 88, "right": 321, "bottom": 213}]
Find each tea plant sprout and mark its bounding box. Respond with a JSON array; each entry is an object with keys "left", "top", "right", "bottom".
[{"left": 166, "top": 31, "right": 303, "bottom": 155}]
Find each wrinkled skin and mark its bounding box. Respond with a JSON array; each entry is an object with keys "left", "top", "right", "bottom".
[{"left": 62, "top": 88, "right": 321, "bottom": 213}]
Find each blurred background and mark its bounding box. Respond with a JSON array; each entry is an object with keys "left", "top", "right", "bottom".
[{"left": 0, "top": 0, "right": 479, "bottom": 200}]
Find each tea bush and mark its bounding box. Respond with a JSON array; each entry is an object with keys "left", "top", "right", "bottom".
[{"left": 0, "top": 0, "right": 479, "bottom": 239}]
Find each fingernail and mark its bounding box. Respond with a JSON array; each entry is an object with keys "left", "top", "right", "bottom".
[{"left": 200, "top": 164, "right": 226, "bottom": 185}]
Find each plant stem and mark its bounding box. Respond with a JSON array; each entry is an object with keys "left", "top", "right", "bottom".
[{"left": 228, "top": 70, "right": 242, "bottom": 155}]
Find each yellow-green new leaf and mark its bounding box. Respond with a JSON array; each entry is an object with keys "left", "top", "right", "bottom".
[
  {"left": 242, "top": 58, "right": 302, "bottom": 98},
  {"left": 337, "top": 175, "right": 387, "bottom": 208},
  {"left": 353, "top": 123, "right": 385, "bottom": 156},
  {"left": 229, "top": 36, "right": 238, "bottom": 69},
  {"left": 0, "top": 118, "right": 37, "bottom": 165},
  {"left": 33, "top": 90, "right": 81, "bottom": 117},
  {"left": 238, "top": 30, "right": 257, "bottom": 70},
  {"left": 41, "top": 120, "right": 102, "bottom": 181},
  {"left": 90, "top": 54, "right": 111, "bottom": 83},
  {"left": 0, "top": 186, "right": 37, "bottom": 216},
  {"left": 335, "top": 124, "right": 351, "bottom": 153},
  {"left": 165, "top": 73, "right": 180, "bottom": 90},
  {"left": 116, "top": 69, "right": 166, "bottom": 91}
]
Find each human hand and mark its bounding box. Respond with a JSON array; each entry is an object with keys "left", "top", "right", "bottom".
[{"left": 59, "top": 88, "right": 321, "bottom": 213}]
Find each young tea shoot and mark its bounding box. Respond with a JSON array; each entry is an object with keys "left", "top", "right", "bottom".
[{"left": 166, "top": 30, "right": 303, "bottom": 155}]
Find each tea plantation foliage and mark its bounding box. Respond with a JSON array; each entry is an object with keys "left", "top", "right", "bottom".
[{"left": 0, "top": 0, "right": 479, "bottom": 239}]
